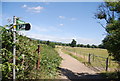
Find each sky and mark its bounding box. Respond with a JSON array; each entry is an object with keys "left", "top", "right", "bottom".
[{"left": 1, "top": 2, "right": 107, "bottom": 45}]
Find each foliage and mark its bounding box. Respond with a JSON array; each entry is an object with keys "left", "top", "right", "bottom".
[
  {"left": 95, "top": 1, "right": 120, "bottom": 24},
  {"left": 70, "top": 39, "right": 77, "bottom": 47},
  {"left": 38, "top": 40, "right": 70, "bottom": 46},
  {"left": 36, "top": 39, "right": 103, "bottom": 49},
  {"left": 1, "top": 27, "right": 39, "bottom": 79},
  {"left": 46, "top": 40, "right": 55, "bottom": 48},
  {"left": 103, "top": 20, "right": 120, "bottom": 61},
  {"left": 1, "top": 27, "right": 62, "bottom": 79},
  {"left": 101, "top": 71, "right": 120, "bottom": 79},
  {"left": 98, "top": 44, "right": 105, "bottom": 49},
  {"left": 1, "top": 28, "right": 15, "bottom": 79},
  {"left": 39, "top": 44, "right": 62, "bottom": 79},
  {"left": 46, "top": 40, "right": 50, "bottom": 45},
  {"left": 95, "top": 1, "right": 120, "bottom": 61}
]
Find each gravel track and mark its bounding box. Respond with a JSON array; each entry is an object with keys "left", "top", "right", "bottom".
[{"left": 57, "top": 49, "right": 103, "bottom": 80}]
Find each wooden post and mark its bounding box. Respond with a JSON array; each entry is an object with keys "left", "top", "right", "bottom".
[
  {"left": 88, "top": 53, "right": 91, "bottom": 64},
  {"left": 37, "top": 45, "right": 40, "bottom": 70},
  {"left": 106, "top": 57, "right": 109, "bottom": 71},
  {"left": 92, "top": 54, "right": 94, "bottom": 62}
]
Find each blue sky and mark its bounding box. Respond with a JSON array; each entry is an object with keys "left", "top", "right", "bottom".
[{"left": 2, "top": 2, "right": 107, "bottom": 45}]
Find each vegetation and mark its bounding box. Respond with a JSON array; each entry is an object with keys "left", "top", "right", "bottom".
[
  {"left": 1, "top": 26, "right": 62, "bottom": 79},
  {"left": 70, "top": 39, "right": 77, "bottom": 47},
  {"left": 95, "top": 0, "right": 120, "bottom": 62},
  {"left": 101, "top": 71, "right": 120, "bottom": 79},
  {"left": 37, "top": 39, "right": 105, "bottom": 49},
  {"left": 91, "top": 1, "right": 120, "bottom": 78},
  {"left": 64, "top": 46, "right": 108, "bottom": 57},
  {"left": 62, "top": 49, "right": 86, "bottom": 63},
  {"left": 62, "top": 46, "right": 120, "bottom": 72},
  {"left": 38, "top": 44, "right": 62, "bottom": 79},
  {"left": 46, "top": 40, "right": 55, "bottom": 48}
]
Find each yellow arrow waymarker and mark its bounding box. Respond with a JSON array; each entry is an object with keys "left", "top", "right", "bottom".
[{"left": 13, "top": 25, "right": 16, "bottom": 29}]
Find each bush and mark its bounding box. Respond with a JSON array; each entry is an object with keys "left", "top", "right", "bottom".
[{"left": 1, "top": 27, "right": 61, "bottom": 79}]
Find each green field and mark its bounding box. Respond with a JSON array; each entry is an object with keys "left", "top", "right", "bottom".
[
  {"left": 64, "top": 46, "right": 109, "bottom": 57},
  {"left": 61, "top": 46, "right": 118, "bottom": 72}
]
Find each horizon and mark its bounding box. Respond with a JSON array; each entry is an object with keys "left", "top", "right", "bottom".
[{"left": 2, "top": 2, "right": 107, "bottom": 45}]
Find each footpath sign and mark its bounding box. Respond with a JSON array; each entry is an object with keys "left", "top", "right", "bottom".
[
  {"left": 12, "top": 16, "right": 31, "bottom": 80},
  {"left": 16, "top": 19, "right": 31, "bottom": 31}
]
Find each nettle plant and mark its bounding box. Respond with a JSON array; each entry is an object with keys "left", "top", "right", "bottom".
[
  {"left": 1, "top": 27, "right": 62, "bottom": 79},
  {"left": 1, "top": 27, "right": 39, "bottom": 79}
]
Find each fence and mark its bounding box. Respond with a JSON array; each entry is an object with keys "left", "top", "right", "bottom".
[
  {"left": 88, "top": 53, "right": 108, "bottom": 71},
  {"left": 64, "top": 47, "right": 119, "bottom": 72}
]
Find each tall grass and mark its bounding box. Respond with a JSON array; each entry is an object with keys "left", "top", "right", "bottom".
[
  {"left": 61, "top": 46, "right": 118, "bottom": 72},
  {"left": 1, "top": 27, "right": 62, "bottom": 79},
  {"left": 38, "top": 44, "right": 62, "bottom": 79},
  {"left": 65, "top": 46, "right": 109, "bottom": 58}
]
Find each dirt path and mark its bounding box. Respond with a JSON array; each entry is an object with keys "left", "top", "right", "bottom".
[{"left": 57, "top": 49, "right": 103, "bottom": 80}]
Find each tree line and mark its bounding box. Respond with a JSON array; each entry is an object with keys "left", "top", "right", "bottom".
[{"left": 32, "top": 38, "right": 105, "bottom": 49}]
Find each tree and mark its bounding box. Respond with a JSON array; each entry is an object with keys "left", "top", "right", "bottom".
[
  {"left": 46, "top": 40, "right": 50, "bottom": 45},
  {"left": 95, "top": 1, "right": 120, "bottom": 61},
  {"left": 77, "top": 44, "right": 81, "bottom": 47},
  {"left": 86, "top": 44, "right": 90, "bottom": 48},
  {"left": 91, "top": 44, "right": 97, "bottom": 48},
  {"left": 80, "top": 44, "right": 84, "bottom": 47},
  {"left": 46, "top": 40, "right": 55, "bottom": 48},
  {"left": 70, "top": 39, "right": 77, "bottom": 47},
  {"left": 49, "top": 42, "right": 55, "bottom": 48},
  {"left": 98, "top": 44, "right": 105, "bottom": 49}
]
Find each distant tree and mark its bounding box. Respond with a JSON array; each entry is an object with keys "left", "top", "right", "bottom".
[
  {"left": 83, "top": 45, "right": 87, "bottom": 48},
  {"left": 66, "top": 43, "right": 70, "bottom": 46},
  {"left": 98, "top": 44, "right": 105, "bottom": 49},
  {"left": 70, "top": 39, "right": 77, "bottom": 47},
  {"left": 37, "top": 40, "right": 40, "bottom": 44},
  {"left": 46, "top": 40, "right": 50, "bottom": 45},
  {"left": 91, "top": 44, "right": 97, "bottom": 48},
  {"left": 49, "top": 42, "right": 55, "bottom": 48},
  {"left": 62, "top": 43, "right": 66, "bottom": 46},
  {"left": 80, "top": 44, "right": 84, "bottom": 47},
  {"left": 86, "top": 44, "right": 90, "bottom": 48},
  {"left": 77, "top": 44, "right": 81, "bottom": 47}
]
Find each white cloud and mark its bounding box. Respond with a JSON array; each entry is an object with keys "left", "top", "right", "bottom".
[
  {"left": 28, "top": 6, "right": 44, "bottom": 13},
  {"left": 28, "top": 6, "right": 44, "bottom": 11},
  {"left": 19, "top": 31, "right": 101, "bottom": 45},
  {"left": 58, "top": 16, "right": 77, "bottom": 21},
  {"left": 22, "top": 5, "right": 44, "bottom": 13},
  {"left": 59, "top": 24, "right": 64, "bottom": 26},
  {"left": 59, "top": 16, "right": 65, "bottom": 19},
  {"left": 22, "top": 4, "right": 27, "bottom": 8}
]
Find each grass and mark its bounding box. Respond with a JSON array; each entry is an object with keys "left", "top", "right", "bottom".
[
  {"left": 100, "top": 71, "right": 120, "bottom": 79},
  {"left": 62, "top": 49, "right": 86, "bottom": 63},
  {"left": 58, "top": 46, "right": 120, "bottom": 79},
  {"left": 61, "top": 46, "right": 119, "bottom": 72},
  {"left": 22, "top": 44, "right": 62, "bottom": 79},
  {"left": 37, "top": 44, "right": 62, "bottom": 79},
  {"left": 65, "top": 46, "right": 109, "bottom": 58}
]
